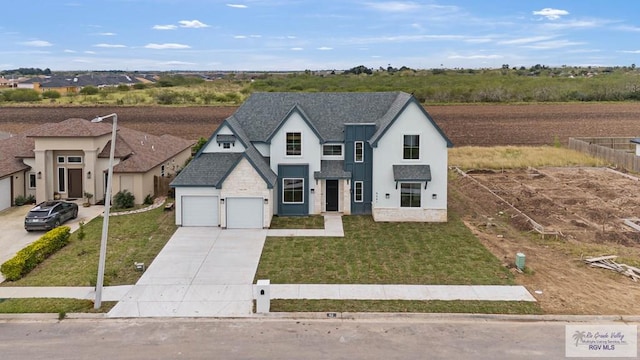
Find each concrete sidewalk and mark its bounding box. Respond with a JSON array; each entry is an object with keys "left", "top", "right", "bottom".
[{"left": 0, "top": 286, "right": 132, "bottom": 302}]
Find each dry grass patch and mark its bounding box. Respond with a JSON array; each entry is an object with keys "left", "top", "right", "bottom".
[{"left": 449, "top": 146, "right": 606, "bottom": 170}]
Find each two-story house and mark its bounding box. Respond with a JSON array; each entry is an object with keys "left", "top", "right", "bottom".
[{"left": 170, "top": 91, "right": 453, "bottom": 228}]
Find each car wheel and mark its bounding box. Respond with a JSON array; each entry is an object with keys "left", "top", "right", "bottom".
[
  {"left": 72, "top": 209, "right": 78, "bottom": 219},
  {"left": 54, "top": 219, "right": 61, "bottom": 228}
]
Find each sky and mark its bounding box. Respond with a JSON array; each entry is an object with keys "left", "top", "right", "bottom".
[{"left": 1, "top": 0, "right": 639, "bottom": 71}]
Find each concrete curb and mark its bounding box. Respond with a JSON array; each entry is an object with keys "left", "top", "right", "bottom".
[{"left": 2, "top": 312, "right": 640, "bottom": 323}]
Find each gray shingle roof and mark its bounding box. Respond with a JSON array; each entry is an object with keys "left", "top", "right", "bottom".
[
  {"left": 313, "top": 161, "right": 352, "bottom": 179},
  {"left": 392, "top": 165, "right": 432, "bottom": 182},
  {"left": 170, "top": 153, "right": 242, "bottom": 187},
  {"left": 231, "top": 92, "right": 410, "bottom": 143}
]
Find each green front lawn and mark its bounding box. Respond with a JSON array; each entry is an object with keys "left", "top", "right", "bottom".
[
  {"left": 1, "top": 206, "right": 176, "bottom": 287},
  {"left": 256, "top": 214, "right": 513, "bottom": 285}
]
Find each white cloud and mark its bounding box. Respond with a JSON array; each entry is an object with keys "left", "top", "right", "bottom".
[
  {"left": 84, "top": 51, "right": 97, "bottom": 54},
  {"left": 365, "top": 1, "right": 420, "bottom": 12},
  {"left": 179, "top": 20, "right": 210, "bottom": 28},
  {"left": 533, "top": 8, "right": 569, "bottom": 20},
  {"left": 161, "top": 61, "right": 196, "bottom": 65},
  {"left": 620, "top": 50, "right": 640, "bottom": 54},
  {"left": 498, "top": 36, "right": 556, "bottom": 45},
  {"left": 226, "top": 4, "right": 247, "bottom": 9},
  {"left": 522, "top": 39, "right": 584, "bottom": 50},
  {"left": 317, "top": 47, "right": 333, "bottom": 51},
  {"left": 64, "top": 49, "right": 76, "bottom": 53},
  {"left": 153, "top": 24, "right": 178, "bottom": 30},
  {"left": 291, "top": 47, "right": 304, "bottom": 51},
  {"left": 616, "top": 25, "right": 640, "bottom": 32},
  {"left": 234, "top": 35, "right": 247, "bottom": 39},
  {"left": 98, "top": 32, "right": 116, "bottom": 36},
  {"left": 20, "top": 40, "right": 52, "bottom": 47},
  {"left": 93, "top": 43, "right": 126, "bottom": 48},
  {"left": 449, "top": 54, "right": 503, "bottom": 60},
  {"left": 145, "top": 43, "right": 191, "bottom": 49}
]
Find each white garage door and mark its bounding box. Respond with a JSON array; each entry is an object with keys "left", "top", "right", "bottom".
[
  {"left": 226, "top": 197, "right": 263, "bottom": 229},
  {"left": 0, "top": 177, "right": 11, "bottom": 212},
  {"left": 182, "top": 196, "right": 218, "bottom": 227}
]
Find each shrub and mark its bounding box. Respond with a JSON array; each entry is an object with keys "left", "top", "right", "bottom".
[
  {"left": 42, "top": 90, "right": 61, "bottom": 99},
  {"left": 0, "top": 226, "right": 71, "bottom": 281},
  {"left": 132, "top": 83, "right": 147, "bottom": 90},
  {"left": 6, "top": 89, "right": 40, "bottom": 102},
  {"left": 113, "top": 190, "right": 135, "bottom": 209},
  {"left": 117, "top": 84, "right": 130, "bottom": 91},
  {"left": 79, "top": 86, "right": 99, "bottom": 95},
  {"left": 14, "top": 195, "right": 27, "bottom": 206},
  {"left": 143, "top": 194, "right": 154, "bottom": 205}
]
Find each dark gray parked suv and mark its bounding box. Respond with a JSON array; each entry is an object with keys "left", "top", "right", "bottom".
[{"left": 24, "top": 201, "right": 78, "bottom": 232}]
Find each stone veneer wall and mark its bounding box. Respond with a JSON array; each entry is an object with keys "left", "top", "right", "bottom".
[{"left": 372, "top": 208, "right": 447, "bottom": 222}]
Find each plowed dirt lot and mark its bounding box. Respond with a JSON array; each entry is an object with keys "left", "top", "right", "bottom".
[
  {"left": 452, "top": 167, "right": 640, "bottom": 314},
  {"left": 2, "top": 102, "right": 640, "bottom": 145},
  {"left": 3, "top": 103, "right": 640, "bottom": 314}
]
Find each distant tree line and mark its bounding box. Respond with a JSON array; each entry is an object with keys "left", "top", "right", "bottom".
[{"left": 1, "top": 68, "right": 51, "bottom": 76}]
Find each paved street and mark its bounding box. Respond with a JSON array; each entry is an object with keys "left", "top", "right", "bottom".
[{"left": 1, "top": 316, "right": 635, "bottom": 359}]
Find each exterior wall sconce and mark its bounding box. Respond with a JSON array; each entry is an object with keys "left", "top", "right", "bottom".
[
  {"left": 385, "top": 193, "right": 390, "bottom": 199},
  {"left": 264, "top": 198, "right": 269, "bottom": 204},
  {"left": 37, "top": 171, "right": 42, "bottom": 179},
  {"left": 87, "top": 171, "right": 92, "bottom": 179},
  {"left": 310, "top": 188, "right": 315, "bottom": 193},
  {"left": 220, "top": 198, "right": 225, "bottom": 204},
  {"left": 432, "top": 194, "right": 437, "bottom": 199}
]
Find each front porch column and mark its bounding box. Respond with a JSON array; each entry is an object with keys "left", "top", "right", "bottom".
[
  {"left": 84, "top": 149, "right": 97, "bottom": 204},
  {"left": 34, "top": 149, "right": 49, "bottom": 203}
]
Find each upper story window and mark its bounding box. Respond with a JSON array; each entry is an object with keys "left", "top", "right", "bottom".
[
  {"left": 323, "top": 144, "right": 342, "bottom": 156},
  {"left": 354, "top": 141, "right": 364, "bottom": 163},
  {"left": 403, "top": 135, "right": 420, "bottom": 160},
  {"left": 286, "top": 132, "right": 302, "bottom": 156},
  {"left": 57, "top": 156, "right": 65, "bottom": 164},
  {"left": 223, "top": 143, "right": 231, "bottom": 149}
]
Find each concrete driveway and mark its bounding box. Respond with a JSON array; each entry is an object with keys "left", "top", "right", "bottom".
[{"left": 0, "top": 202, "right": 104, "bottom": 281}]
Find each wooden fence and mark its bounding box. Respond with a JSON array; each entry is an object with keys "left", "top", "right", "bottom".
[
  {"left": 569, "top": 137, "right": 640, "bottom": 172},
  {"left": 154, "top": 175, "right": 173, "bottom": 198}
]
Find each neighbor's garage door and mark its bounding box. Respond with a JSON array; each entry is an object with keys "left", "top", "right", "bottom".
[
  {"left": 0, "top": 177, "right": 11, "bottom": 212},
  {"left": 182, "top": 196, "right": 218, "bottom": 227},
  {"left": 226, "top": 197, "right": 263, "bottom": 229}
]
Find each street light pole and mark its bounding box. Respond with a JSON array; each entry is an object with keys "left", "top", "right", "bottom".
[{"left": 91, "top": 113, "right": 117, "bottom": 309}]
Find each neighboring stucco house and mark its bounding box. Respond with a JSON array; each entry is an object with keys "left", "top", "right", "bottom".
[
  {"left": 0, "top": 118, "right": 194, "bottom": 211},
  {"left": 171, "top": 91, "right": 453, "bottom": 228}
]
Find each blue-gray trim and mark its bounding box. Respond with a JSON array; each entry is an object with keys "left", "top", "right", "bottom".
[
  {"left": 345, "top": 124, "right": 375, "bottom": 214},
  {"left": 277, "top": 164, "right": 309, "bottom": 216},
  {"left": 369, "top": 96, "right": 453, "bottom": 148}
]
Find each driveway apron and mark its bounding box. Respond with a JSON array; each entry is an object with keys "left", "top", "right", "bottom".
[{"left": 108, "top": 227, "right": 267, "bottom": 318}]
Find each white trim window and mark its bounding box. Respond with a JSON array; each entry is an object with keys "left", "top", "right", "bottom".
[
  {"left": 400, "top": 183, "right": 421, "bottom": 208},
  {"left": 58, "top": 167, "right": 66, "bottom": 193},
  {"left": 282, "top": 178, "right": 304, "bottom": 203},
  {"left": 354, "top": 141, "right": 364, "bottom": 163},
  {"left": 286, "top": 132, "right": 302, "bottom": 156},
  {"left": 28, "top": 173, "right": 36, "bottom": 189},
  {"left": 57, "top": 156, "right": 65, "bottom": 164},
  {"left": 323, "top": 144, "right": 342, "bottom": 156},
  {"left": 67, "top": 156, "right": 83, "bottom": 164},
  {"left": 403, "top": 135, "right": 420, "bottom": 160},
  {"left": 354, "top": 181, "right": 363, "bottom": 202}
]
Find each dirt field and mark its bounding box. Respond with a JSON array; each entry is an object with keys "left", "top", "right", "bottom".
[
  {"left": 1, "top": 102, "right": 640, "bottom": 145},
  {"left": 3, "top": 103, "right": 640, "bottom": 314},
  {"left": 452, "top": 167, "right": 640, "bottom": 314}
]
